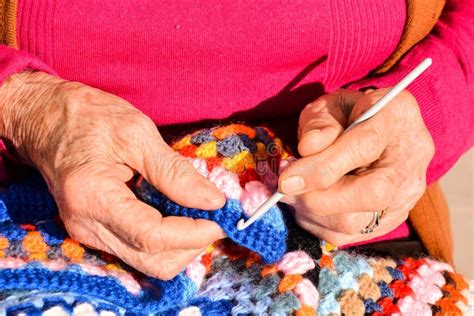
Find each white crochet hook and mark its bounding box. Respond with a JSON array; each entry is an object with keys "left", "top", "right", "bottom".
[{"left": 236, "top": 58, "right": 432, "bottom": 231}]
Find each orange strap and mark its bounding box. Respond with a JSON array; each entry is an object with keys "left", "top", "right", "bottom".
[
  {"left": 409, "top": 182, "right": 454, "bottom": 265},
  {"left": 0, "top": 0, "right": 17, "bottom": 47},
  {"left": 376, "top": 0, "right": 445, "bottom": 73}
]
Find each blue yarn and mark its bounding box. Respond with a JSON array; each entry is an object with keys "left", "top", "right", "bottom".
[
  {"left": 318, "top": 268, "right": 341, "bottom": 296},
  {"left": 317, "top": 292, "right": 340, "bottom": 316},
  {"left": 338, "top": 272, "right": 358, "bottom": 291},
  {"left": 190, "top": 130, "right": 216, "bottom": 145},
  {"left": 364, "top": 299, "right": 382, "bottom": 313},
  {"left": 136, "top": 180, "right": 287, "bottom": 263},
  {"left": 254, "top": 127, "right": 272, "bottom": 145},
  {"left": 378, "top": 281, "right": 394, "bottom": 298},
  {"left": 333, "top": 253, "right": 372, "bottom": 278},
  {"left": 0, "top": 266, "right": 197, "bottom": 313},
  {"left": 36, "top": 221, "right": 67, "bottom": 245},
  {"left": 387, "top": 267, "right": 405, "bottom": 280},
  {"left": 216, "top": 135, "right": 247, "bottom": 157}
]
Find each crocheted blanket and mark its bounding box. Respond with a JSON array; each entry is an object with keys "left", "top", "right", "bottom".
[{"left": 0, "top": 124, "right": 469, "bottom": 315}]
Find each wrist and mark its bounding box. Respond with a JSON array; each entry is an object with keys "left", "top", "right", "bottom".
[{"left": 0, "top": 71, "right": 64, "bottom": 167}]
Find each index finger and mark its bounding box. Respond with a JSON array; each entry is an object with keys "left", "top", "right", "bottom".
[
  {"left": 96, "top": 176, "right": 225, "bottom": 253},
  {"left": 280, "top": 106, "right": 391, "bottom": 194}
]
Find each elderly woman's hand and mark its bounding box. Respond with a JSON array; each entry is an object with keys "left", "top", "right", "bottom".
[
  {"left": 0, "top": 71, "right": 225, "bottom": 279},
  {"left": 280, "top": 89, "right": 434, "bottom": 246}
]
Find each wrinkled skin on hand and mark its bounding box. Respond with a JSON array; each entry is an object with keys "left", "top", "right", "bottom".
[
  {"left": 279, "top": 89, "right": 435, "bottom": 246},
  {"left": 0, "top": 71, "right": 226, "bottom": 279}
]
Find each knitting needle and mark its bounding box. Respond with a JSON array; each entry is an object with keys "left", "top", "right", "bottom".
[{"left": 236, "top": 57, "right": 432, "bottom": 231}]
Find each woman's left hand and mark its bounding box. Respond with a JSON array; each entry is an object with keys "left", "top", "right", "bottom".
[{"left": 279, "top": 88, "right": 435, "bottom": 246}]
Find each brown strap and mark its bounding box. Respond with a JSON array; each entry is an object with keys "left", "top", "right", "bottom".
[
  {"left": 0, "top": 0, "right": 18, "bottom": 47},
  {"left": 409, "top": 182, "right": 454, "bottom": 265},
  {"left": 375, "top": 0, "right": 445, "bottom": 74}
]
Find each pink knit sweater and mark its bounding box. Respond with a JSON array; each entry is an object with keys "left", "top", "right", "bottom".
[{"left": 1, "top": 0, "right": 473, "bottom": 243}]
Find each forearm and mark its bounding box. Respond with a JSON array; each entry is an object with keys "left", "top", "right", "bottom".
[{"left": 348, "top": 0, "right": 474, "bottom": 183}]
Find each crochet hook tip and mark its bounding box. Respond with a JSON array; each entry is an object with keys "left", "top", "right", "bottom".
[{"left": 236, "top": 192, "right": 285, "bottom": 231}]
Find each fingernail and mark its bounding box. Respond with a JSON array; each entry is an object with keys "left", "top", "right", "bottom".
[{"left": 281, "top": 176, "right": 305, "bottom": 194}]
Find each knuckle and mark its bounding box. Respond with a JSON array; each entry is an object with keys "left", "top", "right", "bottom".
[
  {"left": 367, "top": 176, "right": 394, "bottom": 210},
  {"left": 336, "top": 214, "right": 365, "bottom": 235},
  {"left": 354, "top": 127, "right": 384, "bottom": 161}
]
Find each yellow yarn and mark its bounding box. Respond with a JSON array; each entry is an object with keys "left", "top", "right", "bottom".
[
  {"left": 171, "top": 135, "right": 192, "bottom": 150},
  {"left": 196, "top": 141, "right": 218, "bottom": 158},
  {"left": 222, "top": 151, "right": 256, "bottom": 173}
]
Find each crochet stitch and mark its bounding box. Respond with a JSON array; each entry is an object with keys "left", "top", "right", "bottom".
[{"left": 0, "top": 123, "right": 469, "bottom": 315}]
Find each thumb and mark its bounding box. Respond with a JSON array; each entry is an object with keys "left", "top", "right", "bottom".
[
  {"left": 122, "top": 124, "right": 225, "bottom": 210},
  {"left": 298, "top": 90, "right": 363, "bottom": 156}
]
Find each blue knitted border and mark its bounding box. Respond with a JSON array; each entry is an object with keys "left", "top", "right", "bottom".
[{"left": 136, "top": 180, "right": 287, "bottom": 263}]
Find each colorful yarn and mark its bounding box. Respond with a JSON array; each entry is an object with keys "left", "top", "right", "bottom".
[{"left": 0, "top": 123, "right": 468, "bottom": 315}]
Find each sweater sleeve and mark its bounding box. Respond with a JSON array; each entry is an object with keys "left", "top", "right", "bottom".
[
  {"left": 347, "top": 0, "right": 474, "bottom": 184},
  {"left": 0, "top": 45, "right": 57, "bottom": 183},
  {"left": 0, "top": 45, "right": 56, "bottom": 84}
]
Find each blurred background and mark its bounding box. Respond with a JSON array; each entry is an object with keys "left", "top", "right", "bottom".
[{"left": 441, "top": 149, "right": 473, "bottom": 278}]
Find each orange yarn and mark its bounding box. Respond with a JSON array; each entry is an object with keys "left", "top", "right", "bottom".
[
  {"left": 212, "top": 124, "right": 256, "bottom": 140},
  {"left": 0, "top": 236, "right": 9, "bottom": 258},
  {"left": 446, "top": 271, "right": 469, "bottom": 291},
  {"left": 442, "top": 284, "right": 468, "bottom": 305},
  {"left": 0, "top": 236, "right": 9, "bottom": 249},
  {"left": 295, "top": 305, "right": 316, "bottom": 316},
  {"left": 278, "top": 274, "right": 303, "bottom": 293},
  {"left": 261, "top": 265, "right": 278, "bottom": 277},
  {"left": 435, "top": 297, "right": 463, "bottom": 316},
  {"left": 245, "top": 252, "right": 261, "bottom": 268},
  {"left": 61, "top": 238, "right": 85, "bottom": 262},
  {"left": 22, "top": 231, "right": 49, "bottom": 260},
  {"left": 319, "top": 254, "right": 333, "bottom": 269}
]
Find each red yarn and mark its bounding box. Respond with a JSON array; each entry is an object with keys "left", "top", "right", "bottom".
[
  {"left": 179, "top": 145, "right": 198, "bottom": 158},
  {"left": 374, "top": 297, "right": 400, "bottom": 316},
  {"left": 206, "top": 157, "right": 222, "bottom": 172},
  {"left": 20, "top": 224, "right": 36, "bottom": 231},
  {"left": 398, "top": 258, "right": 425, "bottom": 280},
  {"left": 390, "top": 280, "right": 414, "bottom": 299},
  {"left": 239, "top": 168, "right": 261, "bottom": 187}
]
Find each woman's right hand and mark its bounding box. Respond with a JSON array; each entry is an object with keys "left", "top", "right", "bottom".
[{"left": 0, "top": 71, "right": 226, "bottom": 279}]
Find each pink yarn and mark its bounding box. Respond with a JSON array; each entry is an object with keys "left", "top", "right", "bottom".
[
  {"left": 294, "top": 278, "right": 319, "bottom": 309},
  {"left": 208, "top": 167, "right": 242, "bottom": 200},
  {"left": 41, "top": 260, "right": 68, "bottom": 271},
  {"left": 279, "top": 157, "right": 296, "bottom": 174},
  {"left": 425, "top": 258, "right": 454, "bottom": 273},
  {"left": 408, "top": 275, "right": 443, "bottom": 304},
  {"left": 188, "top": 158, "right": 209, "bottom": 178},
  {"left": 256, "top": 161, "right": 278, "bottom": 191},
  {"left": 186, "top": 259, "right": 206, "bottom": 288},
  {"left": 397, "top": 296, "right": 432, "bottom": 316},
  {"left": 417, "top": 264, "right": 446, "bottom": 287},
  {"left": 178, "top": 306, "right": 202, "bottom": 316},
  {"left": 277, "top": 251, "right": 316, "bottom": 275},
  {"left": 240, "top": 181, "right": 271, "bottom": 216},
  {"left": 0, "top": 257, "right": 26, "bottom": 269},
  {"left": 77, "top": 263, "right": 108, "bottom": 277},
  {"left": 107, "top": 270, "right": 142, "bottom": 295}
]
